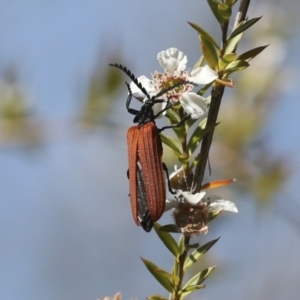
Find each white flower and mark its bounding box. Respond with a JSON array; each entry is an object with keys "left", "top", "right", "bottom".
[
  {"left": 130, "top": 48, "right": 218, "bottom": 119},
  {"left": 166, "top": 190, "right": 238, "bottom": 213},
  {"left": 166, "top": 190, "right": 237, "bottom": 236}
]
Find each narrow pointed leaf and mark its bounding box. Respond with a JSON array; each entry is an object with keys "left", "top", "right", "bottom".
[
  {"left": 153, "top": 223, "right": 180, "bottom": 257},
  {"left": 160, "top": 134, "right": 182, "bottom": 157},
  {"left": 184, "top": 243, "right": 199, "bottom": 250},
  {"left": 224, "top": 60, "right": 249, "bottom": 73},
  {"left": 172, "top": 122, "right": 188, "bottom": 138},
  {"left": 192, "top": 55, "right": 205, "bottom": 71},
  {"left": 184, "top": 238, "right": 220, "bottom": 271},
  {"left": 188, "top": 120, "right": 218, "bottom": 154},
  {"left": 178, "top": 235, "right": 185, "bottom": 255},
  {"left": 182, "top": 267, "right": 215, "bottom": 290},
  {"left": 200, "top": 35, "right": 219, "bottom": 70},
  {"left": 160, "top": 224, "right": 181, "bottom": 233},
  {"left": 147, "top": 295, "right": 168, "bottom": 300},
  {"left": 166, "top": 108, "right": 180, "bottom": 124},
  {"left": 187, "top": 118, "right": 207, "bottom": 154},
  {"left": 207, "top": 210, "right": 222, "bottom": 222},
  {"left": 141, "top": 258, "right": 175, "bottom": 293},
  {"left": 225, "top": 33, "right": 243, "bottom": 54},
  {"left": 218, "top": 3, "right": 231, "bottom": 19},
  {"left": 237, "top": 44, "right": 269, "bottom": 61},
  {"left": 228, "top": 17, "right": 262, "bottom": 40},
  {"left": 219, "top": 53, "right": 237, "bottom": 70},
  {"left": 180, "top": 284, "right": 206, "bottom": 299},
  {"left": 188, "top": 22, "right": 220, "bottom": 50},
  {"left": 180, "top": 269, "right": 213, "bottom": 299},
  {"left": 172, "top": 255, "right": 179, "bottom": 278},
  {"left": 158, "top": 270, "right": 179, "bottom": 285},
  {"left": 190, "top": 152, "right": 203, "bottom": 169},
  {"left": 197, "top": 81, "right": 213, "bottom": 96},
  {"left": 206, "top": 0, "right": 224, "bottom": 25},
  {"left": 186, "top": 117, "right": 198, "bottom": 130}
]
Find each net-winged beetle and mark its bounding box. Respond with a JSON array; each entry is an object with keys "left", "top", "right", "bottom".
[{"left": 110, "top": 63, "right": 193, "bottom": 232}]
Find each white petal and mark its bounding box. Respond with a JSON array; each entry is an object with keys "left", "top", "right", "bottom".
[
  {"left": 206, "top": 195, "right": 238, "bottom": 213},
  {"left": 157, "top": 48, "right": 187, "bottom": 75},
  {"left": 190, "top": 65, "right": 218, "bottom": 84},
  {"left": 177, "top": 190, "right": 206, "bottom": 205},
  {"left": 130, "top": 75, "right": 154, "bottom": 98},
  {"left": 180, "top": 92, "right": 208, "bottom": 119}
]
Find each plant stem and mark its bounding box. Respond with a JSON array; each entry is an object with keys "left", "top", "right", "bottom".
[
  {"left": 191, "top": 85, "right": 224, "bottom": 193},
  {"left": 191, "top": 0, "right": 251, "bottom": 193},
  {"left": 173, "top": 235, "right": 191, "bottom": 300},
  {"left": 233, "top": 0, "right": 251, "bottom": 31}
]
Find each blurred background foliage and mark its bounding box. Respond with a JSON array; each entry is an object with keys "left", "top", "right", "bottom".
[
  {"left": 80, "top": 54, "right": 124, "bottom": 128},
  {"left": 0, "top": 66, "right": 41, "bottom": 146},
  {"left": 0, "top": 1, "right": 299, "bottom": 300}
]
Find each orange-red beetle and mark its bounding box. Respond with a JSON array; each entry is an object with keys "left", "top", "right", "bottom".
[
  {"left": 127, "top": 122, "right": 166, "bottom": 231},
  {"left": 110, "top": 63, "right": 191, "bottom": 231}
]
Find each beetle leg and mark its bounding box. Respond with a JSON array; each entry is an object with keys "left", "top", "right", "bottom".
[
  {"left": 159, "top": 114, "right": 191, "bottom": 132},
  {"left": 154, "top": 98, "right": 172, "bottom": 119},
  {"left": 163, "top": 163, "right": 176, "bottom": 195},
  {"left": 125, "top": 82, "right": 140, "bottom": 115}
]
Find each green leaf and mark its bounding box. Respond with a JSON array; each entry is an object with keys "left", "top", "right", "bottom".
[
  {"left": 197, "top": 82, "right": 213, "bottom": 96},
  {"left": 228, "top": 17, "right": 262, "bottom": 40},
  {"left": 178, "top": 153, "right": 190, "bottom": 164},
  {"left": 172, "top": 255, "right": 179, "bottom": 278},
  {"left": 178, "top": 235, "right": 185, "bottom": 255},
  {"left": 147, "top": 295, "right": 168, "bottom": 300},
  {"left": 188, "top": 22, "right": 220, "bottom": 50},
  {"left": 184, "top": 243, "right": 200, "bottom": 250},
  {"left": 153, "top": 223, "right": 180, "bottom": 257},
  {"left": 192, "top": 55, "right": 205, "bottom": 71},
  {"left": 160, "top": 134, "right": 181, "bottom": 157},
  {"left": 218, "top": 3, "right": 232, "bottom": 20},
  {"left": 207, "top": 210, "right": 222, "bottom": 222},
  {"left": 225, "top": 32, "right": 243, "bottom": 54},
  {"left": 172, "top": 236, "right": 184, "bottom": 278},
  {"left": 200, "top": 34, "right": 219, "bottom": 70},
  {"left": 185, "top": 117, "right": 198, "bottom": 130},
  {"left": 237, "top": 44, "right": 269, "bottom": 61},
  {"left": 206, "top": 0, "right": 224, "bottom": 25},
  {"left": 187, "top": 118, "right": 207, "bottom": 154},
  {"left": 184, "top": 238, "right": 220, "bottom": 271},
  {"left": 180, "top": 268, "right": 213, "bottom": 298},
  {"left": 190, "top": 152, "right": 203, "bottom": 169},
  {"left": 187, "top": 120, "right": 219, "bottom": 155},
  {"left": 160, "top": 224, "right": 181, "bottom": 233},
  {"left": 180, "top": 284, "right": 205, "bottom": 299},
  {"left": 166, "top": 108, "right": 180, "bottom": 124},
  {"left": 218, "top": 53, "right": 237, "bottom": 70},
  {"left": 224, "top": 60, "right": 249, "bottom": 73},
  {"left": 172, "top": 122, "right": 188, "bottom": 139},
  {"left": 141, "top": 258, "right": 176, "bottom": 293},
  {"left": 181, "top": 266, "right": 215, "bottom": 294}
]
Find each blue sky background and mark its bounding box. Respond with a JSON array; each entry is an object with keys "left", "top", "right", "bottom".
[{"left": 0, "top": 1, "right": 299, "bottom": 300}]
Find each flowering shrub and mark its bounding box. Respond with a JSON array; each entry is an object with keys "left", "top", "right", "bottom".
[{"left": 110, "top": 0, "right": 266, "bottom": 299}]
